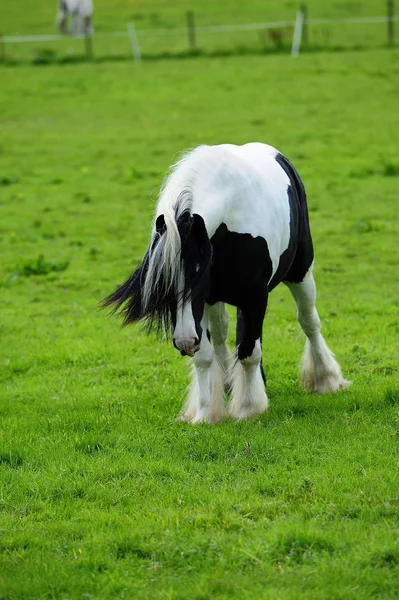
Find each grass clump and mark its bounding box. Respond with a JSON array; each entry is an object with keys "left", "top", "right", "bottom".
[
  {"left": 13, "top": 254, "right": 69, "bottom": 277},
  {"left": 270, "top": 533, "right": 335, "bottom": 565}
]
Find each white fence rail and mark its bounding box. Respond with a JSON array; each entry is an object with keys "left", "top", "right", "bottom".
[
  {"left": 1, "top": 14, "right": 397, "bottom": 61},
  {"left": 2, "top": 15, "right": 399, "bottom": 44}
]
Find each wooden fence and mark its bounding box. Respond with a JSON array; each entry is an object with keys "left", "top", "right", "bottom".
[{"left": 1, "top": 7, "right": 397, "bottom": 63}]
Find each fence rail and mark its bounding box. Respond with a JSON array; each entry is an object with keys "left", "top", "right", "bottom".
[
  {"left": 3, "top": 15, "right": 399, "bottom": 43},
  {"left": 1, "top": 13, "right": 397, "bottom": 63}
]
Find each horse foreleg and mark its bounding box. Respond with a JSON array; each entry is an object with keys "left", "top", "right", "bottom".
[
  {"left": 230, "top": 295, "right": 269, "bottom": 420},
  {"left": 58, "top": 12, "right": 68, "bottom": 33},
  {"left": 179, "top": 310, "right": 227, "bottom": 424},
  {"left": 208, "top": 302, "right": 233, "bottom": 390},
  {"left": 285, "top": 267, "right": 351, "bottom": 393},
  {"left": 72, "top": 14, "right": 79, "bottom": 36}
]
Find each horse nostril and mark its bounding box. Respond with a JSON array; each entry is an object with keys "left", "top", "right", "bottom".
[{"left": 173, "top": 337, "right": 200, "bottom": 357}]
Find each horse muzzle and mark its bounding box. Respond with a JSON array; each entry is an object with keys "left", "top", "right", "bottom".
[{"left": 173, "top": 337, "right": 200, "bottom": 357}]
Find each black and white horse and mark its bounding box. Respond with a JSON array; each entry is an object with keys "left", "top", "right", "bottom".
[
  {"left": 57, "top": 0, "right": 93, "bottom": 36},
  {"left": 103, "top": 143, "right": 350, "bottom": 423}
]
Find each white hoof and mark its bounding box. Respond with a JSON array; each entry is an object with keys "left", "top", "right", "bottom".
[
  {"left": 301, "top": 342, "right": 351, "bottom": 394},
  {"left": 229, "top": 352, "right": 268, "bottom": 420},
  {"left": 313, "top": 375, "right": 352, "bottom": 394},
  {"left": 178, "top": 406, "right": 228, "bottom": 424},
  {"left": 229, "top": 402, "right": 268, "bottom": 421}
]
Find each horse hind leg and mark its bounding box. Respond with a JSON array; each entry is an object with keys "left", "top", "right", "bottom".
[
  {"left": 179, "top": 308, "right": 227, "bottom": 424},
  {"left": 72, "top": 13, "right": 80, "bottom": 35},
  {"left": 285, "top": 268, "right": 351, "bottom": 393}
]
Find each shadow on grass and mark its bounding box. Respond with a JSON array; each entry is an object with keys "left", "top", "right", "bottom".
[
  {"left": 0, "top": 42, "right": 396, "bottom": 68},
  {"left": 267, "top": 385, "right": 399, "bottom": 424},
  {"left": 0, "top": 451, "right": 24, "bottom": 469},
  {"left": 270, "top": 532, "right": 335, "bottom": 565}
]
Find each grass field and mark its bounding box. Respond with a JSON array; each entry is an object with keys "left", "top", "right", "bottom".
[{"left": 1, "top": 2, "right": 399, "bottom": 598}]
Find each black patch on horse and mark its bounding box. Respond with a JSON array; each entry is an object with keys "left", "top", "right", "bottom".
[
  {"left": 178, "top": 212, "right": 212, "bottom": 307},
  {"left": 272, "top": 153, "right": 314, "bottom": 285},
  {"left": 177, "top": 211, "right": 213, "bottom": 340},
  {"left": 208, "top": 223, "right": 271, "bottom": 361},
  {"left": 208, "top": 223, "right": 272, "bottom": 308}
]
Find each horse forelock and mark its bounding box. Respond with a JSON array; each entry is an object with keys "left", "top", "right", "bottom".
[
  {"left": 142, "top": 154, "right": 198, "bottom": 315},
  {"left": 140, "top": 211, "right": 212, "bottom": 337}
]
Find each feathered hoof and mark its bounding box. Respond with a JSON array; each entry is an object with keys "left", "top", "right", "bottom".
[
  {"left": 229, "top": 403, "right": 268, "bottom": 421},
  {"left": 301, "top": 345, "right": 351, "bottom": 395},
  {"left": 302, "top": 371, "right": 352, "bottom": 394},
  {"left": 178, "top": 408, "right": 229, "bottom": 424},
  {"left": 315, "top": 376, "right": 352, "bottom": 394}
]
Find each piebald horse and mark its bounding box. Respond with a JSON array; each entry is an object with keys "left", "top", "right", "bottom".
[
  {"left": 103, "top": 143, "right": 350, "bottom": 423},
  {"left": 57, "top": 0, "right": 93, "bottom": 36}
]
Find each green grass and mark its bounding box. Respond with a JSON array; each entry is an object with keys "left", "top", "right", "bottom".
[{"left": 1, "top": 19, "right": 399, "bottom": 600}]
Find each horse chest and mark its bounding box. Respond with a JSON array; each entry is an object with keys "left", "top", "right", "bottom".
[{"left": 207, "top": 224, "right": 273, "bottom": 308}]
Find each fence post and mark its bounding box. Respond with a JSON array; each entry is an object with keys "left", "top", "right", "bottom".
[
  {"left": 300, "top": 3, "right": 308, "bottom": 46},
  {"left": 127, "top": 22, "right": 142, "bottom": 62},
  {"left": 291, "top": 9, "right": 305, "bottom": 57},
  {"left": 387, "top": 0, "right": 395, "bottom": 45},
  {"left": 186, "top": 11, "right": 196, "bottom": 50},
  {"left": 0, "top": 34, "right": 5, "bottom": 61}
]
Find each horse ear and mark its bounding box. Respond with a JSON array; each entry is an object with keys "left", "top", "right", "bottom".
[
  {"left": 192, "top": 214, "right": 211, "bottom": 262},
  {"left": 192, "top": 213, "right": 207, "bottom": 240},
  {"left": 155, "top": 214, "right": 166, "bottom": 234}
]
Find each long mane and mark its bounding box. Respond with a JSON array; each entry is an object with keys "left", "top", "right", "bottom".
[{"left": 101, "top": 150, "right": 212, "bottom": 335}]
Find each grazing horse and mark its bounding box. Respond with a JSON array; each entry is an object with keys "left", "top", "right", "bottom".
[
  {"left": 103, "top": 143, "right": 350, "bottom": 423},
  {"left": 57, "top": 0, "right": 93, "bottom": 36}
]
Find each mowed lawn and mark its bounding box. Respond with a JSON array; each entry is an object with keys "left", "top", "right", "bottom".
[{"left": 1, "top": 47, "right": 399, "bottom": 599}]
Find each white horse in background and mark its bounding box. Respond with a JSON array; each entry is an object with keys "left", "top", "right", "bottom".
[{"left": 57, "top": 0, "right": 93, "bottom": 36}]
